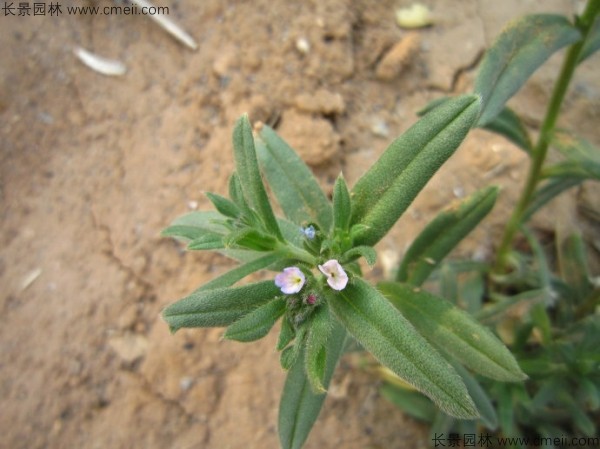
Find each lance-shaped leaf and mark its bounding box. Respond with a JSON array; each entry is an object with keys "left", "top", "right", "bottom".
[
  {"left": 396, "top": 186, "right": 499, "bottom": 286},
  {"left": 304, "top": 305, "right": 333, "bottom": 393},
  {"left": 482, "top": 107, "right": 533, "bottom": 153},
  {"left": 224, "top": 297, "right": 286, "bottom": 342},
  {"left": 523, "top": 177, "right": 581, "bottom": 222},
  {"left": 162, "top": 281, "right": 281, "bottom": 332},
  {"left": 340, "top": 245, "right": 377, "bottom": 267},
  {"left": 188, "top": 232, "right": 225, "bottom": 250},
  {"left": 277, "top": 316, "right": 296, "bottom": 351},
  {"left": 475, "top": 14, "right": 581, "bottom": 126},
  {"left": 232, "top": 115, "right": 283, "bottom": 239},
  {"left": 223, "top": 228, "right": 277, "bottom": 251},
  {"left": 229, "top": 172, "right": 252, "bottom": 216},
  {"left": 420, "top": 98, "right": 533, "bottom": 153},
  {"left": 351, "top": 95, "right": 480, "bottom": 247},
  {"left": 197, "top": 253, "right": 282, "bottom": 292},
  {"left": 332, "top": 174, "right": 351, "bottom": 232},
  {"left": 543, "top": 129, "right": 600, "bottom": 181},
  {"left": 256, "top": 125, "right": 332, "bottom": 230},
  {"left": 205, "top": 192, "right": 241, "bottom": 218},
  {"left": 327, "top": 278, "right": 478, "bottom": 419},
  {"left": 161, "top": 211, "right": 227, "bottom": 241},
  {"left": 451, "top": 361, "right": 498, "bottom": 430},
  {"left": 279, "top": 321, "right": 346, "bottom": 449},
  {"left": 276, "top": 221, "right": 303, "bottom": 250},
  {"left": 379, "top": 281, "right": 526, "bottom": 382}
]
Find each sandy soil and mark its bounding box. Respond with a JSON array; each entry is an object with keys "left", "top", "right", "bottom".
[{"left": 1, "top": 1, "right": 599, "bottom": 448}]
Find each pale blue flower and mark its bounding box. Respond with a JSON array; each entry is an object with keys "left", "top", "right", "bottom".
[{"left": 302, "top": 225, "right": 316, "bottom": 240}]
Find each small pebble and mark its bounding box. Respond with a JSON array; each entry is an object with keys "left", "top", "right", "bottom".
[
  {"left": 453, "top": 186, "right": 465, "bottom": 198},
  {"left": 180, "top": 377, "right": 194, "bottom": 392},
  {"left": 370, "top": 118, "right": 390, "bottom": 137},
  {"left": 295, "top": 37, "right": 310, "bottom": 55},
  {"left": 396, "top": 3, "right": 434, "bottom": 29}
]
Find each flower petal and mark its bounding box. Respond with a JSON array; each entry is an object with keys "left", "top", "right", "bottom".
[
  {"left": 275, "top": 267, "right": 305, "bottom": 294},
  {"left": 318, "top": 259, "right": 348, "bottom": 291}
]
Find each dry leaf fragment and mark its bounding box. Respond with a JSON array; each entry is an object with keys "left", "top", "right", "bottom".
[{"left": 74, "top": 47, "right": 127, "bottom": 76}]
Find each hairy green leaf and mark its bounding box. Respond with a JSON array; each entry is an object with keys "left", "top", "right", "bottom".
[
  {"left": 475, "top": 14, "right": 581, "bottom": 126},
  {"left": 278, "top": 218, "right": 305, "bottom": 249},
  {"left": 277, "top": 315, "right": 296, "bottom": 351},
  {"left": 396, "top": 186, "right": 498, "bottom": 286},
  {"left": 257, "top": 125, "right": 332, "bottom": 230},
  {"left": 280, "top": 335, "right": 304, "bottom": 371},
  {"left": 162, "top": 211, "right": 227, "bottom": 241},
  {"left": 187, "top": 232, "right": 225, "bottom": 250},
  {"left": 205, "top": 192, "right": 240, "bottom": 218},
  {"left": 379, "top": 281, "right": 526, "bottom": 382},
  {"left": 304, "top": 305, "right": 333, "bottom": 393},
  {"left": 161, "top": 224, "right": 213, "bottom": 241},
  {"left": 341, "top": 245, "right": 377, "bottom": 267},
  {"left": 351, "top": 95, "right": 480, "bottom": 246},
  {"left": 223, "top": 228, "right": 277, "bottom": 251},
  {"left": 328, "top": 278, "right": 478, "bottom": 418},
  {"left": 420, "top": 98, "right": 533, "bottom": 153},
  {"left": 229, "top": 172, "right": 251, "bottom": 214},
  {"left": 224, "top": 297, "right": 286, "bottom": 342},
  {"left": 524, "top": 177, "right": 581, "bottom": 222},
  {"left": 482, "top": 107, "right": 533, "bottom": 153},
  {"left": 452, "top": 362, "right": 498, "bottom": 430},
  {"left": 544, "top": 129, "right": 600, "bottom": 181},
  {"left": 162, "top": 281, "right": 281, "bottom": 332},
  {"left": 197, "top": 253, "right": 282, "bottom": 292},
  {"left": 279, "top": 321, "right": 346, "bottom": 449},
  {"left": 232, "top": 115, "right": 282, "bottom": 239},
  {"left": 332, "top": 174, "right": 351, "bottom": 232}
]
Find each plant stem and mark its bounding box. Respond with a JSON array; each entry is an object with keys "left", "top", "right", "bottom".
[
  {"left": 278, "top": 243, "right": 317, "bottom": 266},
  {"left": 494, "top": 0, "right": 600, "bottom": 274}
]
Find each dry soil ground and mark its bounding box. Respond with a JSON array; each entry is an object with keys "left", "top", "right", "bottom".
[{"left": 1, "top": 1, "right": 599, "bottom": 448}]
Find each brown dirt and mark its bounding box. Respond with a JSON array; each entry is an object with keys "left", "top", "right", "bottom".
[{"left": 1, "top": 1, "right": 598, "bottom": 448}]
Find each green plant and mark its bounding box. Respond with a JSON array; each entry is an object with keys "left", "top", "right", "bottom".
[
  {"left": 160, "top": 2, "right": 600, "bottom": 449},
  {"left": 378, "top": 3, "right": 600, "bottom": 448}
]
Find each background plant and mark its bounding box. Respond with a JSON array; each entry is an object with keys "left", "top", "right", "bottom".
[{"left": 380, "top": 3, "right": 600, "bottom": 447}]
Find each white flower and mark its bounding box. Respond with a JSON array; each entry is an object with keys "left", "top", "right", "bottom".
[
  {"left": 274, "top": 267, "right": 306, "bottom": 294},
  {"left": 318, "top": 259, "right": 348, "bottom": 291}
]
